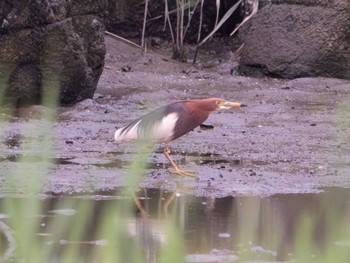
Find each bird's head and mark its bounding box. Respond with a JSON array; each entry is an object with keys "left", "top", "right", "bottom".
[{"left": 190, "top": 98, "right": 246, "bottom": 112}]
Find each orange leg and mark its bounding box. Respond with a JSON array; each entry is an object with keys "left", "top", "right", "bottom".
[{"left": 163, "top": 143, "right": 195, "bottom": 177}]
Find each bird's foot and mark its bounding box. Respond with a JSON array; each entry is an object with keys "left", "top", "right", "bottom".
[{"left": 171, "top": 168, "right": 195, "bottom": 177}]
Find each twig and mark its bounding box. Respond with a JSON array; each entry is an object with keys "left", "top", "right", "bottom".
[
  {"left": 197, "top": 0, "right": 242, "bottom": 47},
  {"left": 164, "top": 0, "right": 176, "bottom": 44},
  {"left": 141, "top": 0, "right": 149, "bottom": 51},
  {"left": 176, "top": 0, "right": 180, "bottom": 50},
  {"left": 212, "top": 0, "right": 220, "bottom": 41},
  {"left": 105, "top": 31, "right": 142, "bottom": 49},
  {"left": 183, "top": 0, "right": 200, "bottom": 39},
  {"left": 180, "top": 0, "right": 185, "bottom": 47},
  {"left": 230, "top": 0, "right": 259, "bottom": 36},
  {"left": 193, "top": 0, "right": 205, "bottom": 64}
]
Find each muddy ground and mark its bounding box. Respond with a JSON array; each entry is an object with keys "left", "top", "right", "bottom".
[{"left": 1, "top": 35, "right": 350, "bottom": 197}]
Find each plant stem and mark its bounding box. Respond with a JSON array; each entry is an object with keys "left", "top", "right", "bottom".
[
  {"left": 141, "top": 0, "right": 149, "bottom": 51},
  {"left": 193, "top": 0, "right": 205, "bottom": 63}
]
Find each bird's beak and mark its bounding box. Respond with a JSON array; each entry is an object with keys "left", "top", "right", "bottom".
[{"left": 217, "top": 101, "right": 246, "bottom": 110}]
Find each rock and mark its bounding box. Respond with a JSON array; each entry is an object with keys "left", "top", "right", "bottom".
[
  {"left": 238, "top": 1, "right": 350, "bottom": 79},
  {"left": 0, "top": 0, "right": 107, "bottom": 106}
]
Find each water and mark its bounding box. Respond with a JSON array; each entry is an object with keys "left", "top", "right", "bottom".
[{"left": 1, "top": 187, "right": 350, "bottom": 262}]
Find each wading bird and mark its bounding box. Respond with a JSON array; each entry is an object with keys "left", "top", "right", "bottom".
[{"left": 115, "top": 98, "right": 245, "bottom": 176}]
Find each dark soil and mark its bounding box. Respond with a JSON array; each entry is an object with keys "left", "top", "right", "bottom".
[{"left": 1, "top": 35, "right": 350, "bottom": 197}]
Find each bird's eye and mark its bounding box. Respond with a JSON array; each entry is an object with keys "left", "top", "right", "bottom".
[{"left": 215, "top": 100, "right": 224, "bottom": 107}]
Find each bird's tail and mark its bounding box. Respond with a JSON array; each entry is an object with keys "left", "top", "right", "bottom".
[
  {"left": 114, "top": 120, "right": 141, "bottom": 142},
  {"left": 114, "top": 127, "right": 125, "bottom": 141}
]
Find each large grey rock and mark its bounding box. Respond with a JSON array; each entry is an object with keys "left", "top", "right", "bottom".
[
  {"left": 0, "top": 0, "right": 107, "bottom": 106},
  {"left": 238, "top": 1, "right": 350, "bottom": 79}
]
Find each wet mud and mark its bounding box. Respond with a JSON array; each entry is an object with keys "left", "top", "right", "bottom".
[{"left": 1, "top": 35, "right": 350, "bottom": 197}]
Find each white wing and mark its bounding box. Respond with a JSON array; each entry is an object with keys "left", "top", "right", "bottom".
[{"left": 115, "top": 112, "right": 179, "bottom": 143}]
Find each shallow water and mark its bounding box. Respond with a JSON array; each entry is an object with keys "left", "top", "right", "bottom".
[{"left": 1, "top": 187, "right": 350, "bottom": 262}]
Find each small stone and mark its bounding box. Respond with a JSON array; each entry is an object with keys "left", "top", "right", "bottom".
[
  {"left": 121, "top": 65, "right": 131, "bottom": 72},
  {"left": 281, "top": 86, "right": 291, "bottom": 90}
]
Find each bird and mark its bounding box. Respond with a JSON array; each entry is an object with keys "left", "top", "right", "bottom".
[{"left": 114, "top": 98, "right": 245, "bottom": 176}]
